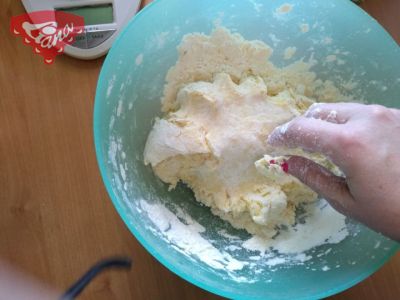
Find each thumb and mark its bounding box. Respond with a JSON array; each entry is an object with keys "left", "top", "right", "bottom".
[{"left": 286, "top": 156, "right": 356, "bottom": 216}]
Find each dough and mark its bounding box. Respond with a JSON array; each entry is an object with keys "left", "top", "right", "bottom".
[
  {"left": 144, "top": 28, "right": 341, "bottom": 237},
  {"left": 255, "top": 155, "right": 291, "bottom": 182}
]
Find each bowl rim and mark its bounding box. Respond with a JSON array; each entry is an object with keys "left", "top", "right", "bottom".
[{"left": 93, "top": 0, "right": 400, "bottom": 299}]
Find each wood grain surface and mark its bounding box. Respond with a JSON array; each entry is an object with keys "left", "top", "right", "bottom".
[{"left": 0, "top": 0, "right": 399, "bottom": 299}]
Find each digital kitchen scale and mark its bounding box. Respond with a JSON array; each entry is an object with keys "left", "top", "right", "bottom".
[{"left": 21, "top": 0, "right": 142, "bottom": 59}]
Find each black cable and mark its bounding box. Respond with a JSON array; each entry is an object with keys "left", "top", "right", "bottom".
[{"left": 60, "top": 257, "right": 132, "bottom": 300}]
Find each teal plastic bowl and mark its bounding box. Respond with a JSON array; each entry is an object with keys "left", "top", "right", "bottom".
[{"left": 94, "top": 0, "right": 399, "bottom": 299}]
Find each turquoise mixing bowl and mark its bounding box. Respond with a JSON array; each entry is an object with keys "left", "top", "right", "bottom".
[{"left": 94, "top": 0, "right": 399, "bottom": 299}]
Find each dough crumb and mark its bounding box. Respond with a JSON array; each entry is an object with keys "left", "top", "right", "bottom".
[
  {"left": 326, "top": 55, "right": 337, "bottom": 62},
  {"left": 284, "top": 47, "right": 297, "bottom": 60},
  {"left": 300, "top": 23, "right": 310, "bottom": 33},
  {"left": 276, "top": 3, "right": 293, "bottom": 14}
]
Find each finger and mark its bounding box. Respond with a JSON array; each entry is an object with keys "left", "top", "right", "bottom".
[
  {"left": 287, "top": 156, "right": 356, "bottom": 217},
  {"left": 268, "top": 116, "right": 342, "bottom": 159},
  {"left": 304, "top": 102, "right": 366, "bottom": 123}
]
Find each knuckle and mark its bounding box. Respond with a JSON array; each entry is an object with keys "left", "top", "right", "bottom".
[
  {"left": 370, "top": 104, "right": 391, "bottom": 120},
  {"left": 308, "top": 102, "right": 323, "bottom": 111},
  {"left": 335, "top": 130, "right": 363, "bottom": 150},
  {"left": 268, "top": 119, "right": 298, "bottom": 145},
  {"left": 305, "top": 103, "right": 326, "bottom": 118}
]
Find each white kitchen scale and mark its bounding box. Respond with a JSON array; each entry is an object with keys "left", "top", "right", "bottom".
[{"left": 21, "top": 0, "right": 142, "bottom": 59}]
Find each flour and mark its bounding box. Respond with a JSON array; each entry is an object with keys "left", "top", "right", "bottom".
[
  {"left": 135, "top": 54, "right": 144, "bottom": 66},
  {"left": 322, "top": 266, "right": 330, "bottom": 271},
  {"left": 140, "top": 200, "right": 246, "bottom": 273},
  {"left": 140, "top": 197, "right": 349, "bottom": 275},
  {"left": 326, "top": 55, "right": 337, "bottom": 63},
  {"left": 116, "top": 100, "right": 123, "bottom": 117},
  {"left": 323, "top": 37, "right": 333, "bottom": 45},
  {"left": 268, "top": 33, "right": 281, "bottom": 47},
  {"left": 248, "top": 0, "right": 263, "bottom": 13},
  {"left": 106, "top": 74, "right": 116, "bottom": 98},
  {"left": 218, "top": 229, "right": 241, "bottom": 240},
  {"left": 108, "top": 139, "right": 118, "bottom": 170},
  {"left": 326, "top": 110, "right": 338, "bottom": 123},
  {"left": 242, "top": 200, "right": 348, "bottom": 254},
  {"left": 265, "top": 257, "right": 286, "bottom": 266}
]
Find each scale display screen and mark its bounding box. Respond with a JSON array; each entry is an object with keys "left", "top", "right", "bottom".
[{"left": 57, "top": 4, "right": 114, "bottom": 26}]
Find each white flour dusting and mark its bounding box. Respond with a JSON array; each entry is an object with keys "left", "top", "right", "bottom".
[
  {"left": 268, "top": 33, "right": 281, "bottom": 47},
  {"left": 323, "top": 37, "right": 333, "bottom": 45},
  {"left": 106, "top": 74, "right": 116, "bottom": 98},
  {"left": 248, "top": 0, "right": 263, "bottom": 13},
  {"left": 135, "top": 54, "right": 144, "bottom": 66},
  {"left": 108, "top": 139, "right": 118, "bottom": 169},
  {"left": 218, "top": 229, "right": 241, "bottom": 240},
  {"left": 116, "top": 100, "right": 123, "bottom": 117},
  {"left": 322, "top": 266, "right": 330, "bottom": 271},
  {"left": 266, "top": 257, "right": 286, "bottom": 266},
  {"left": 326, "top": 55, "right": 337, "bottom": 62},
  {"left": 139, "top": 197, "right": 349, "bottom": 276},
  {"left": 242, "top": 200, "right": 348, "bottom": 254},
  {"left": 155, "top": 32, "right": 170, "bottom": 49},
  {"left": 326, "top": 110, "right": 338, "bottom": 122},
  {"left": 140, "top": 200, "right": 247, "bottom": 273}
]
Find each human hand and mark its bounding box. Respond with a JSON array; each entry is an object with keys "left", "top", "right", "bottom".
[{"left": 268, "top": 102, "right": 400, "bottom": 241}]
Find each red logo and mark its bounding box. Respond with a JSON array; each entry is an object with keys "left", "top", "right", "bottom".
[{"left": 10, "top": 11, "right": 85, "bottom": 64}]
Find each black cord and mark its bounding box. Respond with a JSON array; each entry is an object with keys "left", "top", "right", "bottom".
[{"left": 60, "top": 257, "right": 132, "bottom": 300}]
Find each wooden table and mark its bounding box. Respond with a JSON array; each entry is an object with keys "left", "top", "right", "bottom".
[{"left": 1, "top": 0, "right": 399, "bottom": 299}]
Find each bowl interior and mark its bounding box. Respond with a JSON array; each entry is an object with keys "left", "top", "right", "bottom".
[{"left": 94, "top": 0, "right": 400, "bottom": 299}]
